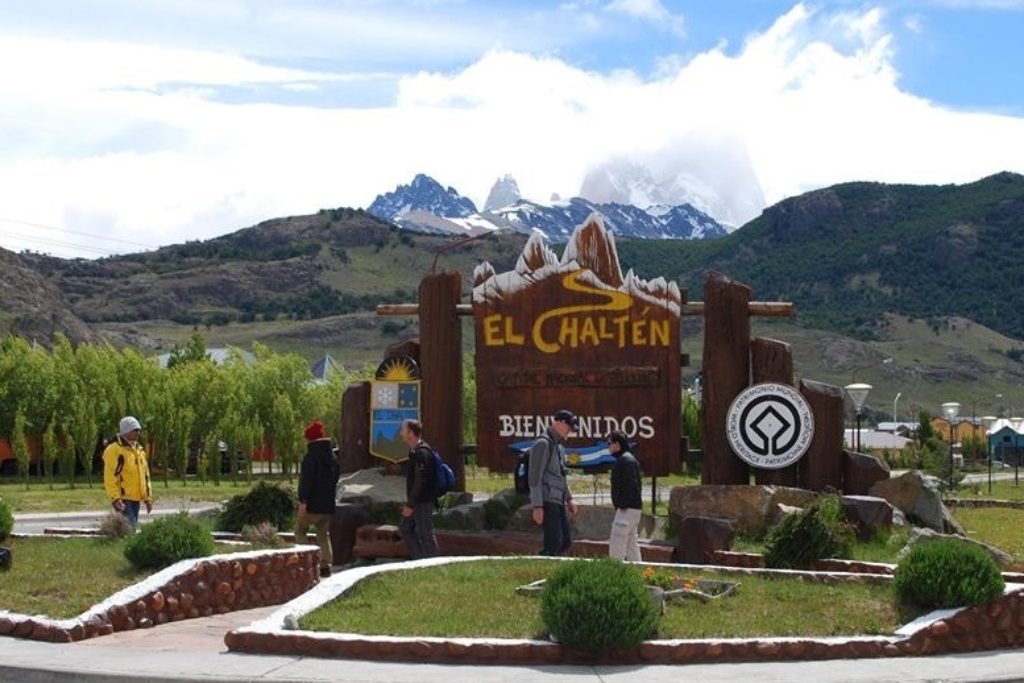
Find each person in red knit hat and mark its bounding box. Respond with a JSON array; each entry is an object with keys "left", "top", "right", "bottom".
[{"left": 296, "top": 419, "right": 340, "bottom": 578}]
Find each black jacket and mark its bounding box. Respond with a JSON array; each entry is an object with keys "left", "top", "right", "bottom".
[
  {"left": 405, "top": 441, "right": 437, "bottom": 504},
  {"left": 610, "top": 450, "right": 643, "bottom": 510},
  {"left": 298, "top": 438, "right": 341, "bottom": 515}
]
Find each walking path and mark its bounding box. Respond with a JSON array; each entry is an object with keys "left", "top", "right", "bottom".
[{"left": 3, "top": 607, "right": 1024, "bottom": 683}]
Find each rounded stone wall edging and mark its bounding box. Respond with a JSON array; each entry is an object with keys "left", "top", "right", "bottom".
[
  {"left": 223, "top": 555, "right": 1024, "bottom": 665},
  {"left": 0, "top": 545, "right": 321, "bottom": 643}
]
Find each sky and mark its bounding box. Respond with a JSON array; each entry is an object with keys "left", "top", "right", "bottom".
[{"left": 2, "top": 0, "right": 1023, "bottom": 259}]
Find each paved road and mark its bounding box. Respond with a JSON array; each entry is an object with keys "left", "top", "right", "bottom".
[{"left": 12, "top": 501, "right": 221, "bottom": 535}]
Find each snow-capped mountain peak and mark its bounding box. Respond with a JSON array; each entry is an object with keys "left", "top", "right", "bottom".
[
  {"left": 483, "top": 174, "right": 522, "bottom": 212},
  {"left": 367, "top": 173, "right": 477, "bottom": 221},
  {"left": 367, "top": 174, "right": 728, "bottom": 242}
]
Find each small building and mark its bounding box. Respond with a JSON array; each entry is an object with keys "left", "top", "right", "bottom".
[
  {"left": 844, "top": 429, "right": 913, "bottom": 451},
  {"left": 987, "top": 419, "right": 1024, "bottom": 465},
  {"left": 309, "top": 353, "right": 340, "bottom": 385}
]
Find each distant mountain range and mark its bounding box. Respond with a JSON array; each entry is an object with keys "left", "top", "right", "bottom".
[
  {"left": 3, "top": 170, "right": 1024, "bottom": 379},
  {"left": 366, "top": 173, "right": 729, "bottom": 242}
]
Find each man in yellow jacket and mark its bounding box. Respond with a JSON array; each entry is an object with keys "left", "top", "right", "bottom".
[{"left": 102, "top": 416, "right": 153, "bottom": 529}]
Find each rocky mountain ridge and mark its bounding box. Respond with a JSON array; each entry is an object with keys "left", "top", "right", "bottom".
[{"left": 366, "top": 173, "right": 729, "bottom": 242}]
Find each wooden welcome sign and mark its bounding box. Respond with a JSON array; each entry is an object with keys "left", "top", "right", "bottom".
[{"left": 472, "top": 215, "right": 681, "bottom": 477}]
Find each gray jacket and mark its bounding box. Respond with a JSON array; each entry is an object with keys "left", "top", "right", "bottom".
[{"left": 528, "top": 427, "right": 573, "bottom": 507}]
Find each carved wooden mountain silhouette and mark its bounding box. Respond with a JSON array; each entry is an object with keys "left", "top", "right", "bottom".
[{"left": 473, "top": 212, "right": 680, "bottom": 314}]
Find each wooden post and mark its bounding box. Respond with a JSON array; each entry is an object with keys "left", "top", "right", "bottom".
[
  {"left": 339, "top": 382, "right": 372, "bottom": 472},
  {"left": 418, "top": 273, "right": 464, "bottom": 491},
  {"left": 798, "top": 379, "right": 844, "bottom": 492},
  {"left": 701, "top": 271, "right": 751, "bottom": 485},
  {"left": 751, "top": 337, "right": 799, "bottom": 487}
]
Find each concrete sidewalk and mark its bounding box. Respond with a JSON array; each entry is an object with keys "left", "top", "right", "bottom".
[{"left": 3, "top": 605, "right": 1024, "bottom": 683}]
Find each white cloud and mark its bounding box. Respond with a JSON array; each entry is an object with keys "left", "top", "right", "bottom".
[
  {"left": 605, "top": 0, "right": 686, "bottom": 35},
  {"left": 1, "top": 3, "right": 1023, "bottom": 257}
]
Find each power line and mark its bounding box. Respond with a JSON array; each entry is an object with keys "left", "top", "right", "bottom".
[
  {"left": 0, "top": 216, "right": 158, "bottom": 248},
  {"left": 0, "top": 228, "right": 119, "bottom": 256},
  {"left": 0, "top": 216, "right": 161, "bottom": 256}
]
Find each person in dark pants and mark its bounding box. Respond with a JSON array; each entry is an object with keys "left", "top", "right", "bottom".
[
  {"left": 398, "top": 419, "right": 439, "bottom": 560},
  {"left": 296, "top": 420, "right": 341, "bottom": 578},
  {"left": 529, "top": 409, "right": 580, "bottom": 556},
  {"left": 607, "top": 430, "right": 643, "bottom": 561}
]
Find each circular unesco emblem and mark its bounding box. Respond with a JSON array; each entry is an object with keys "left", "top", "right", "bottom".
[{"left": 726, "top": 383, "right": 815, "bottom": 470}]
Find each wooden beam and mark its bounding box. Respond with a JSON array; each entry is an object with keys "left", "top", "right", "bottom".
[{"left": 376, "top": 301, "right": 794, "bottom": 317}]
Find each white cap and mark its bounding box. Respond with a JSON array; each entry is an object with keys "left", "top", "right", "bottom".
[{"left": 119, "top": 416, "right": 142, "bottom": 435}]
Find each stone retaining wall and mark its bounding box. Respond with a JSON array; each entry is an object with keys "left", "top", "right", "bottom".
[
  {"left": 0, "top": 547, "right": 319, "bottom": 643},
  {"left": 223, "top": 556, "right": 1024, "bottom": 665},
  {"left": 947, "top": 498, "right": 1024, "bottom": 510}
]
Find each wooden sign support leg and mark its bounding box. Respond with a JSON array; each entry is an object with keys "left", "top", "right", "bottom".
[
  {"left": 752, "top": 337, "right": 799, "bottom": 487},
  {"left": 701, "top": 271, "right": 752, "bottom": 485},
  {"left": 418, "top": 273, "right": 465, "bottom": 491}
]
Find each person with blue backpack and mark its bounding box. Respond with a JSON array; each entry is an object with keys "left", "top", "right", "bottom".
[
  {"left": 398, "top": 419, "right": 439, "bottom": 559},
  {"left": 529, "top": 409, "right": 580, "bottom": 556}
]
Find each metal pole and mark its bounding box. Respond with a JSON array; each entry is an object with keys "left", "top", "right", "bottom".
[
  {"left": 651, "top": 476, "right": 658, "bottom": 516},
  {"left": 948, "top": 423, "right": 954, "bottom": 488},
  {"left": 855, "top": 412, "right": 862, "bottom": 453},
  {"left": 988, "top": 443, "right": 993, "bottom": 494}
]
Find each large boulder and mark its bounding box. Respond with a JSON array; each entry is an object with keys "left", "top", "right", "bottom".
[
  {"left": 337, "top": 468, "right": 406, "bottom": 506},
  {"left": 437, "top": 501, "right": 487, "bottom": 530},
  {"left": 843, "top": 450, "right": 890, "bottom": 495},
  {"left": 678, "top": 516, "right": 734, "bottom": 564},
  {"left": 668, "top": 485, "right": 817, "bottom": 537},
  {"left": 505, "top": 501, "right": 614, "bottom": 540},
  {"left": 840, "top": 495, "right": 894, "bottom": 540},
  {"left": 868, "top": 470, "right": 964, "bottom": 535},
  {"left": 897, "top": 527, "right": 1013, "bottom": 567}
]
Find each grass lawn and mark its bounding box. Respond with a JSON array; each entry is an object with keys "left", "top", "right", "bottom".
[
  {"left": 0, "top": 535, "right": 253, "bottom": 618},
  {"left": 299, "top": 558, "right": 918, "bottom": 639},
  {"left": 3, "top": 471, "right": 1023, "bottom": 632},
  {"left": 0, "top": 536, "right": 150, "bottom": 618}
]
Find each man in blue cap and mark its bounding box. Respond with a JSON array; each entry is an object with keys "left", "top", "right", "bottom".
[{"left": 528, "top": 409, "right": 580, "bottom": 555}]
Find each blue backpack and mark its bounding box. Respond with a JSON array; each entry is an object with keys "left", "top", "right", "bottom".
[{"left": 431, "top": 448, "right": 457, "bottom": 496}]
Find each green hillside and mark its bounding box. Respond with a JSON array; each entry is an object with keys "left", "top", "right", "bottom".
[
  {"left": 618, "top": 172, "right": 1024, "bottom": 341},
  {"left": 10, "top": 172, "right": 1024, "bottom": 423}
]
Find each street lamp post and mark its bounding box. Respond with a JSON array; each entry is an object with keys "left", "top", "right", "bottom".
[
  {"left": 893, "top": 392, "right": 902, "bottom": 425},
  {"left": 982, "top": 415, "right": 997, "bottom": 494},
  {"left": 845, "top": 383, "right": 872, "bottom": 453},
  {"left": 942, "top": 402, "right": 961, "bottom": 489},
  {"left": 1012, "top": 417, "right": 1023, "bottom": 488}
]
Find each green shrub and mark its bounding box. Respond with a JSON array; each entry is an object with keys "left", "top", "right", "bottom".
[
  {"left": 0, "top": 498, "right": 12, "bottom": 541},
  {"left": 540, "top": 558, "right": 660, "bottom": 655},
  {"left": 124, "top": 512, "right": 215, "bottom": 570},
  {"left": 763, "top": 494, "right": 855, "bottom": 569},
  {"left": 217, "top": 481, "right": 296, "bottom": 532},
  {"left": 893, "top": 539, "right": 1005, "bottom": 609}
]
